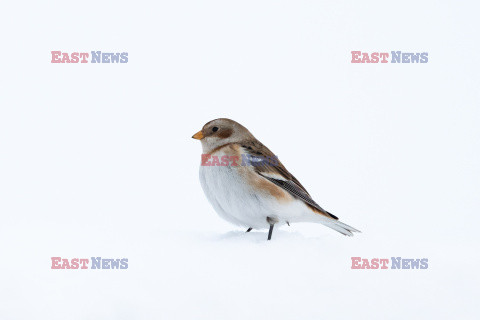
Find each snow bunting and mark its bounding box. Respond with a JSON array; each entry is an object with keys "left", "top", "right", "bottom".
[{"left": 192, "top": 118, "right": 360, "bottom": 240}]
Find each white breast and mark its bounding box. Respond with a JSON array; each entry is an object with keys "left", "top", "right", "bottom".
[
  {"left": 199, "top": 164, "right": 309, "bottom": 229},
  {"left": 199, "top": 165, "right": 261, "bottom": 228}
]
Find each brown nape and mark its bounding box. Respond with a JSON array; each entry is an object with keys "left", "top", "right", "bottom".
[{"left": 217, "top": 128, "right": 233, "bottom": 139}]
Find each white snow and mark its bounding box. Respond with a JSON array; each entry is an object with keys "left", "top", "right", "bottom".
[{"left": 1, "top": 0, "right": 479, "bottom": 319}]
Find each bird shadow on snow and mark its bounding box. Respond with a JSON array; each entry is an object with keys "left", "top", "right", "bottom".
[
  {"left": 193, "top": 229, "right": 348, "bottom": 256},
  {"left": 209, "top": 229, "right": 323, "bottom": 244}
]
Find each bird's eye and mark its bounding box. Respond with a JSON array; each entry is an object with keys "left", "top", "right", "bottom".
[{"left": 212, "top": 127, "right": 219, "bottom": 132}]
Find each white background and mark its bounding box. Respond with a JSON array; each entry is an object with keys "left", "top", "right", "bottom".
[{"left": 1, "top": 1, "right": 479, "bottom": 319}]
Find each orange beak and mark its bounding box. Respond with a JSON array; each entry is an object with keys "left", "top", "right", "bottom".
[{"left": 192, "top": 131, "right": 204, "bottom": 140}]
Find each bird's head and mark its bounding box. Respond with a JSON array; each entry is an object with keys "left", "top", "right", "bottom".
[{"left": 192, "top": 118, "right": 254, "bottom": 153}]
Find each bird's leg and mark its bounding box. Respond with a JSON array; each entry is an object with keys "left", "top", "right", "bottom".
[
  {"left": 266, "top": 217, "right": 278, "bottom": 240},
  {"left": 246, "top": 227, "right": 252, "bottom": 233},
  {"left": 267, "top": 224, "right": 274, "bottom": 240}
]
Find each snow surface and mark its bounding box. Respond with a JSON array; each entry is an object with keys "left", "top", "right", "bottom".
[{"left": 1, "top": 0, "right": 479, "bottom": 319}]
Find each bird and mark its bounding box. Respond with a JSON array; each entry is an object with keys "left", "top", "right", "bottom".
[{"left": 192, "top": 118, "right": 360, "bottom": 240}]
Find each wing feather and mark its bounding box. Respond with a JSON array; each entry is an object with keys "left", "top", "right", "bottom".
[{"left": 239, "top": 141, "right": 338, "bottom": 220}]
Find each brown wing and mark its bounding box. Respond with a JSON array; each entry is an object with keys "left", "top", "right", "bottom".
[{"left": 239, "top": 140, "right": 338, "bottom": 220}]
